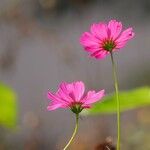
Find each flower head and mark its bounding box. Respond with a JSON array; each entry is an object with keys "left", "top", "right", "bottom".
[
  {"left": 80, "top": 20, "right": 134, "bottom": 59},
  {"left": 47, "top": 81, "right": 105, "bottom": 114}
]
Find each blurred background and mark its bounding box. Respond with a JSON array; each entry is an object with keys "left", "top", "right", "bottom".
[{"left": 0, "top": 0, "right": 150, "bottom": 149}]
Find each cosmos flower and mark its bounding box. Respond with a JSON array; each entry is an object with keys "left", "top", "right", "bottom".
[
  {"left": 47, "top": 81, "right": 105, "bottom": 114},
  {"left": 80, "top": 20, "right": 134, "bottom": 59}
]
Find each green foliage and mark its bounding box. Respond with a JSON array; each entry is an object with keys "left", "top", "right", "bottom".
[
  {"left": 82, "top": 87, "right": 150, "bottom": 115},
  {"left": 0, "top": 83, "right": 17, "bottom": 128}
]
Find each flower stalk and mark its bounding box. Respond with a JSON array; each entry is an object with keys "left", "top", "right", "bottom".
[
  {"left": 63, "top": 114, "right": 79, "bottom": 150},
  {"left": 110, "top": 52, "right": 120, "bottom": 150}
]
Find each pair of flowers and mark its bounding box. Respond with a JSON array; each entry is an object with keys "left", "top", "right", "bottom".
[{"left": 47, "top": 20, "right": 134, "bottom": 112}]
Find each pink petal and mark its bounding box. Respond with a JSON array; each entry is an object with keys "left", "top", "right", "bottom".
[
  {"left": 84, "top": 45, "right": 101, "bottom": 53},
  {"left": 116, "top": 27, "right": 135, "bottom": 43},
  {"left": 80, "top": 32, "right": 100, "bottom": 44},
  {"left": 91, "top": 50, "right": 108, "bottom": 59},
  {"left": 108, "top": 20, "right": 122, "bottom": 40},
  {"left": 115, "top": 41, "right": 127, "bottom": 49},
  {"left": 58, "top": 81, "right": 85, "bottom": 102},
  {"left": 47, "top": 103, "right": 63, "bottom": 111},
  {"left": 47, "top": 91, "right": 68, "bottom": 105},
  {"left": 72, "top": 81, "right": 85, "bottom": 102},
  {"left": 80, "top": 32, "right": 100, "bottom": 52},
  {"left": 65, "top": 82, "right": 74, "bottom": 93},
  {"left": 47, "top": 91, "right": 60, "bottom": 102},
  {"left": 91, "top": 22, "right": 108, "bottom": 40},
  {"left": 82, "top": 89, "right": 105, "bottom": 105},
  {"left": 90, "top": 22, "right": 108, "bottom": 40},
  {"left": 58, "top": 83, "right": 74, "bottom": 102}
]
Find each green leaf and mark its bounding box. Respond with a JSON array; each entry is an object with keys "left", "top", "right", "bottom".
[
  {"left": 82, "top": 87, "right": 150, "bottom": 115},
  {"left": 0, "top": 82, "right": 17, "bottom": 128}
]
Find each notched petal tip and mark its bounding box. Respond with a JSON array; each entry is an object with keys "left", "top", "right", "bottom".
[
  {"left": 128, "top": 28, "right": 135, "bottom": 38},
  {"left": 109, "top": 19, "right": 122, "bottom": 24},
  {"left": 75, "top": 81, "right": 85, "bottom": 86}
]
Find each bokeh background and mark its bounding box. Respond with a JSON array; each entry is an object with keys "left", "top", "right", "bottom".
[{"left": 0, "top": 0, "right": 150, "bottom": 149}]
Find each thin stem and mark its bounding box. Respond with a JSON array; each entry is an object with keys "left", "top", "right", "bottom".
[
  {"left": 110, "top": 52, "right": 120, "bottom": 150},
  {"left": 106, "top": 146, "right": 111, "bottom": 150},
  {"left": 63, "top": 114, "right": 79, "bottom": 150}
]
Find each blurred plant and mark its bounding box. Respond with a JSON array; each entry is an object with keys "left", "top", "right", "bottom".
[
  {"left": 0, "top": 45, "right": 17, "bottom": 71},
  {"left": 80, "top": 19, "right": 134, "bottom": 150},
  {"left": 95, "top": 137, "right": 116, "bottom": 150},
  {"left": 122, "top": 110, "right": 150, "bottom": 150},
  {"left": 82, "top": 87, "right": 150, "bottom": 115},
  {"left": 0, "top": 82, "right": 17, "bottom": 128},
  {"left": 36, "top": 0, "right": 95, "bottom": 17}
]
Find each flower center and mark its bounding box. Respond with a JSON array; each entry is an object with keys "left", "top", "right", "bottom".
[
  {"left": 71, "top": 103, "right": 83, "bottom": 114},
  {"left": 102, "top": 40, "right": 116, "bottom": 52}
]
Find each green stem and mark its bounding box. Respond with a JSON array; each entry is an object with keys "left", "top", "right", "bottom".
[
  {"left": 110, "top": 52, "right": 120, "bottom": 150},
  {"left": 63, "top": 114, "right": 79, "bottom": 150}
]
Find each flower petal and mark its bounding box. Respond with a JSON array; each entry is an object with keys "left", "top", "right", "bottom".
[
  {"left": 91, "top": 50, "right": 108, "bottom": 59},
  {"left": 47, "top": 103, "right": 63, "bottom": 111},
  {"left": 72, "top": 81, "right": 85, "bottom": 102},
  {"left": 82, "top": 89, "right": 105, "bottom": 105},
  {"left": 84, "top": 45, "right": 101, "bottom": 53},
  {"left": 80, "top": 32, "right": 100, "bottom": 52},
  {"left": 90, "top": 22, "right": 108, "bottom": 40},
  {"left": 115, "top": 41, "right": 127, "bottom": 49},
  {"left": 58, "top": 83, "right": 74, "bottom": 102},
  {"left": 108, "top": 20, "right": 122, "bottom": 40},
  {"left": 47, "top": 91, "right": 68, "bottom": 105},
  {"left": 116, "top": 27, "right": 134, "bottom": 43},
  {"left": 47, "top": 91, "right": 61, "bottom": 102}
]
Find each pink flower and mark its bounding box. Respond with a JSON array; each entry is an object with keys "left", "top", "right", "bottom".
[
  {"left": 47, "top": 81, "right": 105, "bottom": 114},
  {"left": 80, "top": 20, "right": 135, "bottom": 59}
]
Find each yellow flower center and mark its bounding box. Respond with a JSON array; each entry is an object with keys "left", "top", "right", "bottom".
[{"left": 103, "top": 40, "right": 116, "bottom": 51}]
